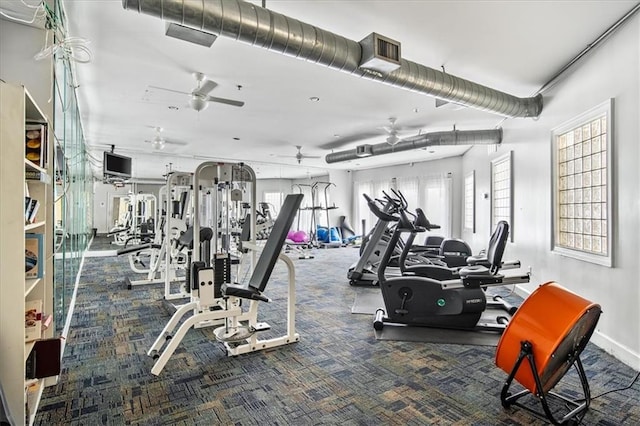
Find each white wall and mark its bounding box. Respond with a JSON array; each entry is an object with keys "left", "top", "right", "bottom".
[
  {"left": 255, "top": 178, "right": 294, "bottom": 201},
  {"left": 328, "top": 169, "right": 353, "bottom": 227},
  {"left": 462, "top": 14, "right": 640, "bottom": 368},
  {"left": 0, "top": 20, "right": 52, "bottom": 115}
]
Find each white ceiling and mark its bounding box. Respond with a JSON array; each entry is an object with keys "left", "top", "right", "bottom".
[{"left": 50, "top": 0, "right": 639, "bottom": 179}]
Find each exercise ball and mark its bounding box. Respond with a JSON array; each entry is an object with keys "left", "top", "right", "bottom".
[
  {"left": 292, "top": 230, "right": 308, "bottom": 243},
  {"left": 329, "top": 227, "right": 341, "bottom": 243},
  {"left": 317, "top": 227, "right": 328, "bottom": 242}
]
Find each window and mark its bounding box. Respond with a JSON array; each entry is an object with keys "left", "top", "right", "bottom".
[
  {"left": 354, "top": 181, "right": 373, "bottom": 235},
  {"left": 263, "top": 191, "right": 283, "bottom": 217},
  {"left": 354, "top": 179, "right": 390, "bottom": 234},
  {"left": 353, "top": 175, "right": 451, "bottom": 238},
  {"left": 395, "top": 177, "right": 419, "bottom": 210},
  {"left": 491, "top": 152, "right": 513, "bottom": 240},
  {"left": 464, "top": 170, "right": 475, "bottom": 233},
  {"left": 552, "top": 99, "right": 612, "bottom": 267},
  {"left": 421, "top": 175, "right": 452, "bottom": 238}
]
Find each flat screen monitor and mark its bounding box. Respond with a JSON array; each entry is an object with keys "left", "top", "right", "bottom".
[{"left": 103, "top": 151, "right": 132, "bottom": 179}]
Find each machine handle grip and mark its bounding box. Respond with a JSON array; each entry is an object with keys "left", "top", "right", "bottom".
[{"left": 363, "top": 193, "right": 398, "bottom": 222}]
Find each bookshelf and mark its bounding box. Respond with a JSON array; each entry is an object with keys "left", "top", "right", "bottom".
[{"left": 0, "top": 82, "right": 56, "bottom": 425}]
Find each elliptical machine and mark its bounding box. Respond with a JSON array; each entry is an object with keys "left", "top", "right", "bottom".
[
  {"left": 348, "top": 192, "right": 445, "bottom": 286},
  {"left": 364, "top": 193, "right": 530, "bottom": 332}
]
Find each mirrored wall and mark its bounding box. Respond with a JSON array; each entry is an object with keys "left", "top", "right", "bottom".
[{"left": 52, "top": 28, "right": 93, "bottom": 332}]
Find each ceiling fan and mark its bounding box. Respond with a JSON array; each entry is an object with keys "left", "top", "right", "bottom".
[
  {"left": 275, "top": 146, "right": 321, "bottom": 164},
  {"left": 381, "top": 117, "right": 414, "bottom": 145},
  {"left": 319, "top": 117, "right": 423, "bottom": 150},
  {"left": 144, "top": 127, "right": 188, "bottom": 150},
  {"left": 150, "top": 72, "right": 245, "bottom": 112}
]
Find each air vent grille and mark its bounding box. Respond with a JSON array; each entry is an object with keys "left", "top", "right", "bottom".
[
  {"left": 377, "top": 38, "right": 399, "bottom": 61},
  {"left": 359, "top": 33, "right": 401, "bottom": 74},
  {"left": 165, "top": 23, "right": 217, "bottom": 47},
  {"left": 355, "top": 144, "right": 373, "bottom": 158}
]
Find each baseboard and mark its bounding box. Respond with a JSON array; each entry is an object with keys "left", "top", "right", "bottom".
[
  {"left": 514, "top": 286, "right": 640, "bottom": 371},
  {"left": 85, "top": 250, "right": 117, "bottom": 258},
  {"left": 589, "top": 331, "right": 640, "bottom": 370}
]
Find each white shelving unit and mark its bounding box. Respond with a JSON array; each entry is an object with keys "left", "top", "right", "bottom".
[{"left": 0, "top": 82, "right": 55, "bottom": 426}]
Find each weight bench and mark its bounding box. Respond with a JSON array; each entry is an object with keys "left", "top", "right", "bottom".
[{"left": 147, "top": 193, "right": 304, "bottom": 375}]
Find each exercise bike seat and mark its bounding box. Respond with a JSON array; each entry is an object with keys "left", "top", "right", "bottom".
[
  {"left": 459, "top": 264, "right": 491, "bottom": 278},
  {"left": 466, "top": 252, "right": 489, "bottom": 266},
  {"left": 458, "top": 265, "right": 506, "bottom": 288}
]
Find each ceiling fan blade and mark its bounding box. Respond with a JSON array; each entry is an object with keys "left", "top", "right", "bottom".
[
  {"left": 399, "top": 122, "right": 426, "bottom": 131},
  {"left": 381, "top": 123, "right": 423, "bottom": 133},
  {"left": 193, "top": 79, "right": 218, "bottom": 97},
  {"left": 148, "top": 85, "right": 191, "bottom": 96},
  {"left": 206, "top": 96, "right": 245, "bottom": 107},
  {"left": 164, "top": 138, "right": 189, "bottom": 146},
  {"left": 319, "top": 130, "right": 385, "bottom": 150},
  {"left": 274, "top": 155, "right": 320, "bottom": 159}
]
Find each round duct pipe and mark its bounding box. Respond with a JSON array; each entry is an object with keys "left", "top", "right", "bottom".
[
  {"left": 325, "top": 128, "right": 503, "bottom": 164},
  {"left": 122, "top": 0, "right": 542, "bottom": 119}
]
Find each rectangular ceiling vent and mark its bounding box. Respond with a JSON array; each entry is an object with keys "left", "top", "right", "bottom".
[
  {"left": 355, "top": 144, "right": 373, "bottom": 158},
  {"left": 359, "top": 33, "right": 401, "bottom": 75},
  {"left": 165, "top": 23, "right": 218, "bottom": 47}
]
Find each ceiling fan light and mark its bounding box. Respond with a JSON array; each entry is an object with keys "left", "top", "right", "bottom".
[
  {"left": 190, "top": 95, "right": 208, "bottom": 112},
  {"left": 152, "top": 136, "right": 165, "bottom": 150},
  {"left": 387, "top": 134, "right": 399, "bottom": 145}
]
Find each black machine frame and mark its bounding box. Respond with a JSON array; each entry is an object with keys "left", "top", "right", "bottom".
[{"left": 364, "top": 192, "right": 529, "bottom": 332}]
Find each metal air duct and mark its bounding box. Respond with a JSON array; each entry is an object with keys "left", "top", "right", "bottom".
[
  {"left": 325, "top": 128, "right": 502, "bottom": 163},
  {"left": 122, "top": 0, "right": 542, "bottom": 118}
]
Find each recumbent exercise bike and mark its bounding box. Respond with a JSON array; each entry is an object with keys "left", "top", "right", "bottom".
[{"left": 363, "top": 193, "right": 530, "bottom": 332}]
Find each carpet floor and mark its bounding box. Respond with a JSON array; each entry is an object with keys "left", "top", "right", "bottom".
[{"left": 35, "top": 238, "right": 640, "bottom": 425}]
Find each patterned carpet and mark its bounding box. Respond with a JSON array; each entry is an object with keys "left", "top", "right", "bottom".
[{"left": 35, "top": 238, "right": 640, "bottom": 425}]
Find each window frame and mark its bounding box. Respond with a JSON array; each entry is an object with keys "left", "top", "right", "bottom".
[
  {"left": 490, "top": 151, "right": 513, "bottom": 241},
  {"left": 551, "top": 99, "right": 613, "bottom": 267}
]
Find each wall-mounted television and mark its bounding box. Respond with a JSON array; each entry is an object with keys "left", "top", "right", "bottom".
[{"left": 103, "top": 151, "right": 132, "bottom": 180}]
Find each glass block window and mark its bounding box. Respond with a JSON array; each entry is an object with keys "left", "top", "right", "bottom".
[
  {"left": 552, "top": 99, "right": 612, "bottom": 267},
  {"left": 464, "top": 171, "right": 475, "bottom": 233},
  {"left": 491, "top": 152, "right": 513, "bottom": 240}
]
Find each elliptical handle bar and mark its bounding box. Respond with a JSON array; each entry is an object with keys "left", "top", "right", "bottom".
[
  {"left": 363, "top": 193, "right": 399, "bottom": 222},
  {"left": 389, "top": 188, "right": 408, "bottom": 210},
  {"left": 381, "top": 190, "right": 403, "bottom": 213}
]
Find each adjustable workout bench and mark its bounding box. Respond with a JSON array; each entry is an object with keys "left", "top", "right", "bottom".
[{"left": 147, "top": 193, "right": 303, "bottom": 375}]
